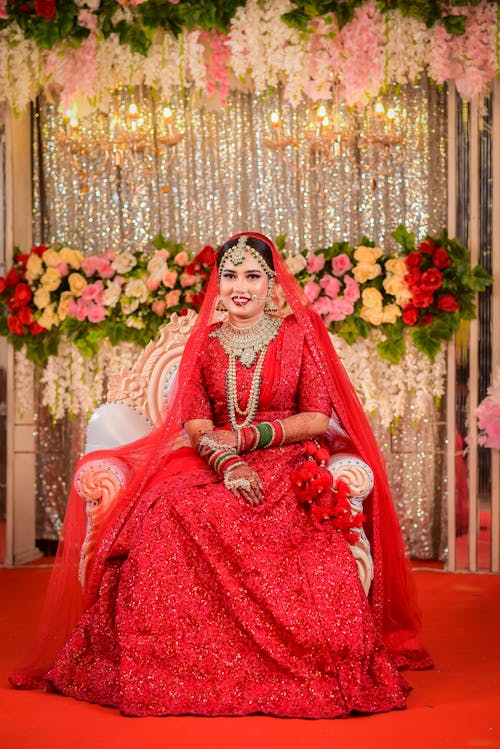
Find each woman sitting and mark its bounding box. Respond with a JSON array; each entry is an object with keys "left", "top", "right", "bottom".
[{"left": 10, "top": 232, "right": 431, "bottom": 717}]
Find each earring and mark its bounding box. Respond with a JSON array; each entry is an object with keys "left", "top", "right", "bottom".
[
  {"left": 216, "top": 296, "right": 226, "bottom": 312},
  {"left": 264, "top": 281, "right": 278, "bottom": 313}
]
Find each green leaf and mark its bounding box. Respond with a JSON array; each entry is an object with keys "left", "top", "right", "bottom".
[
  {"left": 391, "top": 224, "right": 415, "bottom": 252},
  {"left": 377, "top": 332, "right": 406, "bottom": 364},
  {"left": 411, "top": 319, "right": 453, "bottom": 360},
  {"left": 443, "top": 14, "right": 467, "bottom": 35},
  {"left": 471, "top": 265, "right": 493, "bottom": 291},
  {"left": 151, "top": 232, "right": 168, "bottom": 250}
]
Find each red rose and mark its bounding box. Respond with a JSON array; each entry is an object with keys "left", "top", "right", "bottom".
[
  {"left": 432, "top": 248, "right": 452, "bottom": 269},
  {"left": 404, "top": 269, "right": 422, "bottom": 289},
  {"left": 184, "top": 262, "right": 198, "bottom": 275},
  {"left": 0, "top": 277, "right": 7, "bottom": 294},
  {"left": 7, "top": 315, "right": 24, "bottom": 336},
  {"left": 421, "top": 268, "right": 443, "bottom": 291},
  {"left": 5, "top": 267, "right": 20, "bottom": 286},
  {"left": 12, "top": 282, "right": 33, "bottom": 309},
  {"left": 30, "top": 321, "right": 46, "bottom": 335},
  {"left": 191, "top": 291, "right": 206, "bottom": 308},
  {"left": 194, "top": 245, "right": 216, "bottom": 267},
  {"left": 32, "top": 244, "right": 48, "bottom": 257},
  {"left": 437, "top": 294, "right": 459, "bottom": 312},
  {"left": 418, "top": 313, "right": 433, "bottom": 327},
  {"left": 34, "top": 0, "right": 56, "bottom": 20},
  {"left": 402, "top": 306, "right": 419, "bottom": 326},
  {"left": 405, "top": 251, "right": 423, "bottom": 269},
  {"left": 417, "top": 239, "right": 436, "bottom": 254},
  {"left": 15, "top": 253, "right": 30, "bottom": 266},
  {"left": 179, "top": 308, "right": 188, "bottom": 316},
  {"left": 18, "top": 306, "right": 34, "bottom": 325},
  {"left": 411, "top": 289, "right": 434, "bottom": 308}
]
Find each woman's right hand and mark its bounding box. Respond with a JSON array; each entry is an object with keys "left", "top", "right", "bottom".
[{"left": 224, "top": 463, "right": 263, "bottom": 506}]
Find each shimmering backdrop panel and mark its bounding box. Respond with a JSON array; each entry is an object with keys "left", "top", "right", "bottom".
[{"left": 32, "top": 83, "right": 448, "bottom": 557}]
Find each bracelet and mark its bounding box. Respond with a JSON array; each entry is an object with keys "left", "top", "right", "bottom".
[{"left": 237, "top": 419, "right": 287, "bottom": 451}]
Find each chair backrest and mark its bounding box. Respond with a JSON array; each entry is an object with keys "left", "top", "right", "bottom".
[{"left": 106, "top": 309, "right": 198, "bottom": 423}]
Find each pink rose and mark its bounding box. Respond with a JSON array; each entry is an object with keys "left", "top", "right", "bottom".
[
  {"left": 343, "top": 275, "right": 360, "bottom": 302},
  {"left": 147, "top": 277, "right": 161, "bottom": 292},
  {"left": 331, "top": 254, "right": 353, "bottom": 276},
  {"left": 180, "top": 273, "right": 197, "bottom": 288},
  {"left": 327, "top": 297, "right": 355, "bottom": 322},
  {"left": 56, "top": 262, "right": 69, "bottom": 277},
  {"left": 174, "top": 251, "right": 189, "bottom": 267},
  {"left": 162, "top": 269, "right": 178, "bottom": 289},
  {"left": 313, "top": 297, "right": 333, "bottom": 316},
  {"left": 306, "top": 252, "right": 325, "bottom": 274},
  {"left": 0, "top": 0, "right": 8, "bottom": 20},
  {"left": 319, "top": 274, "right": 341, "bottom": 299},
  {"left": 166, "top": 289, "right": 181, "bottom": 307},
  {"left": 67, "top": 298, "right": 87, "bottom": 321},
  {"left": 103, "top": 250, "right": 116, "bottom": 262},
  {"left": 87, "top": 304, "right": 107, "bottom": 323},
  {"left": 82, "top": 280, "right": 104, "bottom": 301},
  {"left": 96, "top": 258, "right": 114, "bottom": 279},
  {"left": 152, "top": 300, "right": 167, "bottom": 316},
  {"left": 304, "top": 280, "right": 321, "bottom": 303},
  {"left": 81, "top": 256, "right": 98, "bottom": 276}
]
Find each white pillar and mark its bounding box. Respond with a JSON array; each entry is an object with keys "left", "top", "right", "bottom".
[{"left": 3, "top": 106, "right": 40, "bottom": 566}]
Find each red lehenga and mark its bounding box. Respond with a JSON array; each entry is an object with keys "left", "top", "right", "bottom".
[{"left": 10, "top": 233, "right": 432, "bottom": 717}]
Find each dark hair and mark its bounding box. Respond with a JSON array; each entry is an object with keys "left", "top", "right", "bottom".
[{"left": 217, "top": 235, "right": 275, "bottom": 271}]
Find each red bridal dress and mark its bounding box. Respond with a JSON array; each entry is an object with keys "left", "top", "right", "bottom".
[{"left": 44, "top": 315, "right": 412, "bottom": 717}]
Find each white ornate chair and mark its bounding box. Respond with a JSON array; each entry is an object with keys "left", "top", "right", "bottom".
[{"left": 74, "top": 310, "right": 374, "bottom": 594}]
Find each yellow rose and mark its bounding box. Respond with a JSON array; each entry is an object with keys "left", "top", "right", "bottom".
[
  {"left": 354, "top": 246, "right": 383, "bottom": 264},
  {"left": 361, "top": 287, "right": 383, "bottom": 310},
  {"left": 42, "top": 249, "right": 62, "bottom": 267},
  {"left": 57, "top": 291, "right": 74, "bottom": 321},
  {"left": 385, "top": 258, "right": 407, "bottom": 276},
  {"left": 382, "top": 276, "right": 413, "bottom": 306},
  {"left": 352, "top": 263, "right": 382, "bottom": 283},
  {"left": 33, "top": 287, "right": 51, "bottom": 309},
  {"left": 59, "top": 247, "right": 83, "bottom": 269},
  {"left": 360, "top": 306, "right": 384, "bottom": 326},
  {"left": 381, "top": 304, "right": 402, "bottom": 324},
  {"left": 37, "top": 303, "right": 60, "bottom": 330},
  {"left": 41, "top": 267, "right": 62, "bottom": 292},
  {"left": 68, "top": 272, "right": 87, "bottom": 296},
  {"left": 26, "top": 254, "right": 43, "bottom": 281}
]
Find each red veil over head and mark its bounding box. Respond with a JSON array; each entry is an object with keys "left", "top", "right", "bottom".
[{"left": 11, "top": 232, "right": 431, "bottom": 690}]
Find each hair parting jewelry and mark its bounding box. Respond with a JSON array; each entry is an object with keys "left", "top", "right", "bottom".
[{"left": 218, "top": 235, "right": 275, "bottom": 281}]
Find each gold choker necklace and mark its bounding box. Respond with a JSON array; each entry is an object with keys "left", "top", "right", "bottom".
[{"left": 210, "top": 315, "right": 281, "bottom": 368}]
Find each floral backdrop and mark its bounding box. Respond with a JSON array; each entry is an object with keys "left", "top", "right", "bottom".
[{"left": 0, "top": 0, "right": 498, "bottom": 115}]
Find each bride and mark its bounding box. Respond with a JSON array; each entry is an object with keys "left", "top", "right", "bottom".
[{"left": 11, "top": 232, "right": 431, "bottom": 717}]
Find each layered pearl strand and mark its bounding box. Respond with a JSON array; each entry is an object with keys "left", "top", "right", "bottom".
[{"left": 211, "top": 314, "right": 281, "bottom": 430}]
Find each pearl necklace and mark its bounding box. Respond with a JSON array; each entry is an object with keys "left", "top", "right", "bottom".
[{"left": 210, "top": 315, "right": 282, "bottom": 429}]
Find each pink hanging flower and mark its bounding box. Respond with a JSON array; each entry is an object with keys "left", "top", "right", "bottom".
[
  {"left": 476, "top": 400, "right": 500, "bottom": 449},
  {"left": 200, "top": 30, "right": 231, "bottom": 107},
  {"left": 304, "top": 280, "right": 321, "bottom": 302},
  {"left": 319, "top": 274, "right": 341, "bottom": 299},
  {"left": 306, "top": 252, "right": 325, "bottom": 274},
  {"left": 331, "top": 253, "right": 353, "bottom": 276}
]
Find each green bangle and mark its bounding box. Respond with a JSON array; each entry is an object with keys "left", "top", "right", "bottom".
[{"left": 256, "top": 422, "right": 273, "bottom": 448}]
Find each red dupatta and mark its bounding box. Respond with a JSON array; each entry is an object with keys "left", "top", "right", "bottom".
[{"left": 10, "top": 232, "right": 431, "bottom": 690}]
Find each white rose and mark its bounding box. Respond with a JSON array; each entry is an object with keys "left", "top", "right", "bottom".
[
  {"left": 102, "top": 281, "right": 122, "bottom": 308},
  {"left": 124, "top": 279, "right": 148, "bottom": 302},
  {"left": 286, "top": 254, "right": 307, "bottom": 274},
  {"left": 121, "top": 298, "right": 139, "bottom": 315},
  {"left": 125, "top": 316, "right": 145, "bottom": 329},
  {"left": 112, "top": 253, "right": 137, "bottom": 274},
  {"left": 147, "top": 254, "right": 168, "bottom": 277}
]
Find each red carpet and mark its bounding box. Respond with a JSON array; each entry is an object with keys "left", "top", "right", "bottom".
[{"left": 1, "top": 564, "right": 499, "bottom": 749}]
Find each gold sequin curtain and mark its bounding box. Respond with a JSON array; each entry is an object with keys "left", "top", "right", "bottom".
[{"left": 32, "top": 82, "right": 448, "bottom": 557}]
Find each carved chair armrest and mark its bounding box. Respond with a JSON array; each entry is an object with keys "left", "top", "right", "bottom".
[
  {"left": 74, "top": 457, "right": 131, "bottom": 589},
  {"left": 327, "top": 452, "right": 374, "bottom": 595}
]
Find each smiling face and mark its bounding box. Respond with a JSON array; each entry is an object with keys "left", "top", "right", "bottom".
[{"left": 219, "top": 252, "right": 270, "bottom": 326}]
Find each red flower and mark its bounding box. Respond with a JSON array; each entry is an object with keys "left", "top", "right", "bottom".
[
  {"left": 15, "top": 253, "right": 30, "bottom": 266},
  {"left": 5, "top": 267, "right": 20, "bottom": 287},
  {"left": 418, "top": 313, "right": 433, "bottom": 327},
  {"left": 302, "top": 441, "right": 318, "bottom": 457},
  {"left": 402, "top": 305, "right": 419, "bottom": 326},
  {"left": 0, "top": 277, "right": 7, "bottom": 295},
  {"left": 432, "top": 248, "right": 452, "bottom": 269},
  {"left": 195, "top": 245, "right": 216, "bottom": 267},
  {"left": 179, "top": 308, "right": 188, "bottom": 316},
  {"left": 30, "top": 321, "right": 46, "bottom": 335},
  {"left": 411, "top": 289, "right": 434, "bottom": 308},
  {"left": 7, "top": 315, "right": 24, "bottom": 336},
  {"left": 34, "top": 0, "right": 56, "bottom": 20},
  {"left": 12, "top": 282, "right": 33, "bottom": 309},
  {"left": 32, "top": 244, "right": 47, "bottom": 257},
  {"left": 421, "top": 268, "right": 443, "bottom": 291},
  {"left": 313, "top": 447, "right": 330, "bottom": 465},
  {"left": 437, "top": 294, "right": 459, "bottom": 312},
  {"left": 405, "top": 251, "right": 423, "bottom": 269},
  {"left": 191, "top": 291, "right": 206, "bottom": 308},
  {"left": 404, "top": 269, "right": 422, "bottom": 290},
  {"left": 417, "top": 239, "right": 436, "bottom": 254},
  {"left": 18, "top": 306, "right": 34, "bottom": 325}
]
